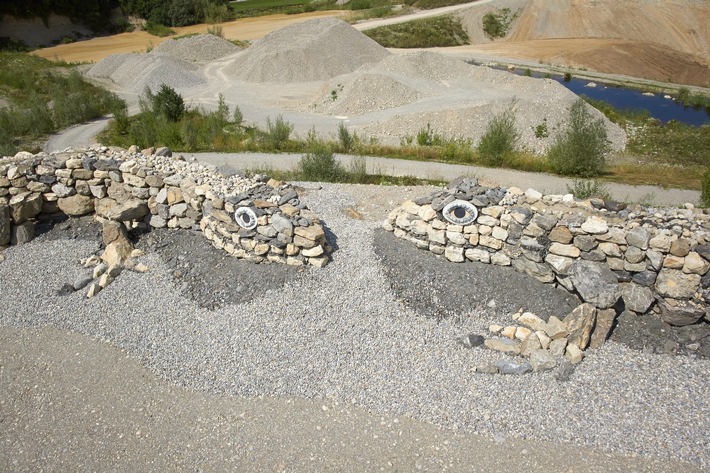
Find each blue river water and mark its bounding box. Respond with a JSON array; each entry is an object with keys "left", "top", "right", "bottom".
[
  {"left": 559, "top": 77, "right": 710, "bottom": 126},
  {"left": 497, "top": 67, "right": 710, "bottom": 126}
]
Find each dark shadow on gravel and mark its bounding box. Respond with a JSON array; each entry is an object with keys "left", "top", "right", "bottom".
[
  {"left": 35, "top": 214, "right": 103, "bottom": 242},
  {"left": 135, "top": 228, "right": 308, "bottom": 310},
  {"left": 372, "top": 228, "right": 579, "bottom": 321}
]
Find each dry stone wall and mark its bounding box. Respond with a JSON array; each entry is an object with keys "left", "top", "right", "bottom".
[
  {"left": 384, "top": 178, "right": 710, "bottom": 348},
  {"left": 0, "top": 146, "right": 330, "bottom": 268}
]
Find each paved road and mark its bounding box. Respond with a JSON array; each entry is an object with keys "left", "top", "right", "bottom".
[
  {"left": 1, "top": 325, "right": 698, "bottom": 472},
  {"left": 42, "top": 119, "right": 699, "bottom": 207},
  {"left": 187, "top": 151, "right": 700, "bottom": 207}
]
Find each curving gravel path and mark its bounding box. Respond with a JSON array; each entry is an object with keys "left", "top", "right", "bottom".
[{"left": 1, "top": 184, "right": 709, "bottom": 469}]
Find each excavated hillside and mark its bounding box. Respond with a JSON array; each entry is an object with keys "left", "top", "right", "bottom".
[{"left": 457, "top": 0, "right": 710, "bottom": 87}]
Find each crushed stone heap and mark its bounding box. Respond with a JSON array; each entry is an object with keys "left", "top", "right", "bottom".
[
  {"left": 224, "top": 17, "right": 391, "bottom": 83},
  {"left": 150, "top": 33, "right": 242, "bottom": 63}
]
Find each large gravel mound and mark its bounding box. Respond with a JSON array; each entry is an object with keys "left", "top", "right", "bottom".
[
  {"left": 151, "top": 34, "right": 241, "bottom": 63},
  {"left": 87, "top": 53, "right": 205, "bottom": 94},
  {"left": 304, "top": 51, "right": 627, "bottom": 153},
  {"left": 308, "top": 73, "right": 426, "bottom": 115},
  {"left": 224, "top": 17, "right": 391, "bottom": 83}
]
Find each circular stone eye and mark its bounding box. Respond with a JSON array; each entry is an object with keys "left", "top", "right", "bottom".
[
  {"left": 234, "top": 207, "right": 258, "bottom": 230},
  {"left": 442, "top": 200, "right": 478, "bottom": 225}
]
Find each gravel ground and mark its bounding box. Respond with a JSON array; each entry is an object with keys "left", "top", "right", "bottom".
[{"left": 1, "top": 183, "right": 709, "bottom": 468}]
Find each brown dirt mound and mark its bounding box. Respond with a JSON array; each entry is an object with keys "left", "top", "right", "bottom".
[
  {"left": 458, "top": 0, "right": 710, "bottom": 87},
  {"left": 223, "top": 17, "right": 390, "bottom": 83}
]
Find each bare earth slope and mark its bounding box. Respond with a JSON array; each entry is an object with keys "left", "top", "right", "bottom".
[{"left": 457, "top": 0, "right": 710, "bottom": 87}]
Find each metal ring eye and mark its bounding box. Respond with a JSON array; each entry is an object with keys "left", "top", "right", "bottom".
[
  {"left": 442, "top": 200, "right": 478, "bottom": 225},
  {"left": 234, "top": 207, "right": 257, "bottom": 230}
]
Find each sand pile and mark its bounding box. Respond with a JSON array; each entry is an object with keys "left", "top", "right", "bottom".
[
  {"left": 87, "top": 53, "right": 205, "bottom": 94},
  {"left": 224, "top": 17, "right": 391, "bottom": 83},
  {"left": 150, "top": 34, "right": 241, "bottom": 63}
]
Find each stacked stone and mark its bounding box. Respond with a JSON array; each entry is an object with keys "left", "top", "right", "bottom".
[
  {"left": 474, "top": 304, "right": 612, "bottom": 375},
  {"left": 384, "top": 177, "right": 710, "bottom": 335},
  {"left": 0, "top": 146, "right": 331, "bottom": 267}
]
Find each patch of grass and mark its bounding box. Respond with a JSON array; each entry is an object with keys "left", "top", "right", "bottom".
[
  {"left": 410, "top": 0, "right": 478, "bottom": 8},
  {"left": 628, "top": 121, "right": 710, "bottom": 168},
  {"left": 702, "top": 167, "right": 710, "bottom": 207},
  {"left": 207, "top": 24, "right": 224, "bottom": 38},
  {"left": 0, "top": 51, "right": 124, "bottom": 154},
  {"left": 566, "top": 179, "right": 610, "bottom": 200},
  {"left": 364, "top": 15, "right": 469, "bottom": 48},
  {"left": 144, "top": 21, "right": 175, "bottom": 37},
  {"left": 605, "top": 163, "right": 704, "bottom": 190},
  {"left": 482, "top": 8, "right": 518, "bottom": 39}
]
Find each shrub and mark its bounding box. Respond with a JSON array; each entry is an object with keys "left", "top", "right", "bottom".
[
  {"left": 702, "top": 167, "right": 710, "bottom": 207},
  {"left": 148, "top": 85, "right": 185, "bottom": 122},
  {"left": 264, "top": 115, "right": 293, "bottom": 150},
  {"left": 207, "top": 24, "right": 224, "bottom": 38},
  {"left": 478, "top": 106, "right": 519, "bottom": 166},
  {"left": 298, "top": 141, "right": 345, "bottom": 182},
  {"left": 534, "top": 119, "right": 549, "bottom": 138},
  {"left": 482, "top": 8, "right": 516, "bottom": 39},
  {"left": 144, "top": 21, "right": 175, "bottom": 37},
  {"left": 338, "top": 122, "right": 354, "bottom": 152},
  {"left": 348, "top": 155, "right": 368, "bottom": 183},
  {"left": 416, "top": 123, "right": 442, "bottom": 146},
  {"left": 233, "top": 105, "right": 243, "bottom": 127},
  {"left": 548, "top": 99, "right": 610, "bottom": 177}
]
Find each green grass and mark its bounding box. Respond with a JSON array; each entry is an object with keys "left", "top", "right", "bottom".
[
  {"left": 144, "top": 21, "right": 176, "bottom": 37},
  {"left": 0, "top": 51, "right": 124, "bottom": 155},
  {"left": 364, "top": 15, "right": 469, "bottom": 48}
]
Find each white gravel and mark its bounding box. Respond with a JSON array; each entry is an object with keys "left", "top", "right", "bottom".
[
  {"left": 222, "top": 17, "right": 391, "bottom": 83},
  {"left": 86, "top": 53, "right": 205, "bottom": 94},
  {"left": 0, "top": 183, "right": 708, "bottom": 468},
  {"left": 150, "top": 34, "right": 242, "bottom": 63}
]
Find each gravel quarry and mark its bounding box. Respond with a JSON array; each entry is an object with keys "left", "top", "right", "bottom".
[{"left": 86, "top": 18, "right": 626, "bottom": 153}]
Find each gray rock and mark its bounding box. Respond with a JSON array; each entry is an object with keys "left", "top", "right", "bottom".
[
  {"left": 655, "top": 269, "right": 700, "bottom": 300},
  {"left": 695, "top": 244, "right": 710, "bottom": 262},
  {"left": 548, "top": 338, "right": 568, "bottom": 357},
  {"left": 155, "top": 146, "right": 172, "bottom": 157},
  {"left": 0, "top": 204, "right": 9, "bottom": 246},
  {"left": 621, "top": 283, "right": 655, "bottom": 314},
  {"left": 279, "top": 189, "right": 298, "bottom": 205},
  {"left": 573, "top": 235, "right": 597, "bottom": 252},
  {"left": 520, "top": 332, "right": 542, "bottom": 357},
  {"left": 632, "top": 271, "right": 657, "bottom": 287},
  {"left": 568, "top": 261, "right": 620, "bottom": 309},
  {"left": 555, "top": 360, "right": 576, "bottom": 382},
  {"left": 589, "top": 308, "right": 617, "bottom": 349},
  {"left": 658, "top": 299, "right": 705, "bottom": 327},
  {"left": 626, "top": 227, "right": 650, "bottom": 249},
  {"left": 495, "top": 360, "right": 532, "bottom": 375},
  {"left": 461, "top": 334, "right": 485, "bottom": 348},
  {"left": 563, "top": 303, "right": 597, "bottom": 350},
  {"left": 529, "top": 349, "right": 557, "bottom": 372},
  {"left": 511, "top": 257, "right": 555, "bottom": 283},
  {"left": 51, "top": 182, "right": 76, "bottom": 198},
  {"left": 9, "top": 192, "right": 42, "bottom": 224},
  {"left": 10, "top": 221, "right": 35, "bottom": 244},
  {"left": 271, "top": 213, "right": 294, "bottom": 235},
  {"left": 532, "top": 213, "right": 558, "bottom": 231},
  {"left": 474, "top": 363, "right": 499, "bottom": 374},
  {"left": 73, "top": 273, "right": 94, "bottom": 291}
]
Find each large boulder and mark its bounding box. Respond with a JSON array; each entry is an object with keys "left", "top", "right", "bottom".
[
  {"left": 658, "top": 298, "right": 705, "bottom": 326},
  {"left": 58, "top": 194, "right": 95, "bottom": 216},
  {"left": 568, "top": 261, "right": 620, "bottom": 309},
  {"left": 655, "top": 269, "right": 700, "bottom": 300},
  {"left": 621, "top": 283, "right": 656, "bottom": 314},
  {"left": 9, "top": 192, "right": 42, "bottom": 224},
  {"left": 96, "top": 198, "right": 149, "bottom": 222}
]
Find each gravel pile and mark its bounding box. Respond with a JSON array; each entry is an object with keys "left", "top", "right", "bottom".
[
  {"left": 296, "top": 50, "right": 626, "bottom": 153},
  {"left": 223, "top": 18, "right": 391, "bottom": 83},
  {"left": 308, "top": 73, "right": 426, "bottom": 115},
  {"left": 0, "top": 183, "right": 708, "bottom": 468},
  {"left": 86, "top": 53, "right": 205, "bottom": 94},
  {"left": 151, "top": 34, "right": 242, "bottom": 63}
]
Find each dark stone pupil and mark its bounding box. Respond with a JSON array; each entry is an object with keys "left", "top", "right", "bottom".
[
  {"left": 242, "top": 214, "right": 251, "bottom": 224},
  {"left": 453, "top": 207, "right": 466, "bottom": 219}
]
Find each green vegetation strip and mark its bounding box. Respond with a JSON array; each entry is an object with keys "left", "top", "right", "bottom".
[
  {"left": 364, "top": 15, "right": 470, "bottom": 48},
  {"left": 0, "top": 52, "right": 124, "bottom": 155}
]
